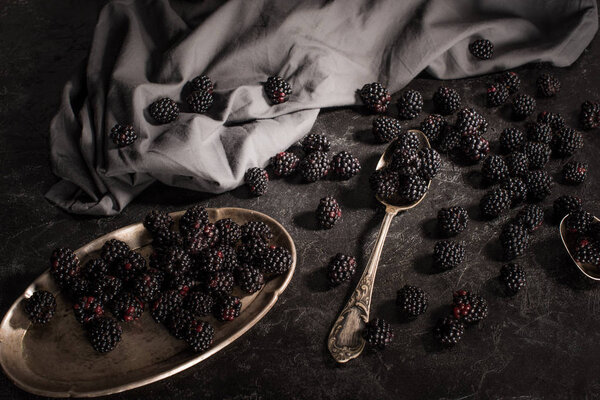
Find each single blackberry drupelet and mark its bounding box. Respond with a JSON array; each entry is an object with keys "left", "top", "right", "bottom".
[
  {"left": 399, "top": 175, "right": 428, "bottom": 203},
  {"left": 537, "top": 111, "right": 565, "bottom": 131},
  {"left": 481, "top": 155, "right": 509, "bottom": 184},
  {"left": 512, "top": 94, "right": 536, "bottom": 119},
  {"left": 433, "top": 317, "right": 465, "bottom": 347},
  {"left": 73, "top": 295, "right": 105, "bottom": 325},
  {"left": 461, "top": 134, "right": 490, "bottom": 162},
  {"left": 397, "top": 89, "right": 423, "bottom": 119},
  {"left": 151, "top": 290, "right": 183, "bottom": 323},
  {"left": 370, "top": 168, "right": 400, "bottom": 199},
  {"left": 298, "top": 151, "right": 330, "bottom": 182},
  {"left": 552, "top": 127, "right": 584, "bottom": 157},
  {"left": 149, "top": 98, "right": 179, "bottom": 124},
  {"left": 420, "top": 114, "right": 446, "bottom": 143},
  {"left": 110, "top": 124, "right": 137, "bottom": 147},
  {"left": 359, "top": 82, "right": 391, "bottom": 113},
  {"left": 186, "top": 320, "right": 215, "bottom": 352},
  {"left": 100, "top": 239, "right": 131, "bottom": 267},
  {"left": 179, "top": 205, "right": 209, "bottom": 238},
  {"left": 433, "top": 241, "right": 465, "bottom": 271},
  {"left": 565, "top": 210, "right": 594, "bottom": 233},
  {"left": 241, "top": 221, "right": 273, "bottom": 244},
  {"left": 456, "top": 107, "right": 488, "bottom": 136},
  {"left": 112, "top": 250, "right": 147, "bottom": 283},
  {"left": 500, "top": 128, "right": 525, "bottom": 153},
  {"left": 143, "top": 210, "right": 173, "bottom": 234},
  {"left": 396, "top": 285, "right": 428, "bottom": 319},
  {"left": 184, "top": 291, "right": 214, "bottom": 316},
  {"left": 270, "top": 152, "right": 300, "bottom": 177},
  {"left": 505, "top": 152, "right": 529, "bottom": 177},
  {"left": 213, "top": 295, "right": 242, "bottom": 321},
  {"left": 527, "top": 122, "right": 552, "bottom": 144},
  {"left": 437, "top": 126, "right": 462, "bottom": 154},
  {"left": 500, "top": 222, "right": 530, "bottom": 260},
  {"left": 50, "top": 247, "right": 81, "bottom": 286},
  {"left": 235, "top": 265, "right": 265, "bottom": 293},
  {"left": 501, "top": 177, "right": 528, "bottom": 207},
  {"left": 190, "top": 74, "right": 214, "bottom": 93},
  {"left": 525, "top": 170, "right": 552, "bottom": 202},
  {"left": 580, "top": 100, "right": 600, "bottom": 130},
  {"left": 363, "top": 318, "right": 394, "bottom": 349},
  {"left": 327, "top": 253, "right": 357, "bottom": 285},
  {"left": 497, "top": 71, "right": 521, "bottom": 94},
  {"left": 90, "top": 275, "right": 123, "bottom": 304},
  {"left": 523, "top": 141, "right": 551, "bottom": 170},
  {"left": 433, "top": 87, "right": 461, "bottom": 115},
  {"left": 244, "top": 167, "right": 268, "bottom": 196},
  {"left": 486, "top": 84, "right": 508, "bottom": 107},
  {"left": 214, "top": 219, "right": 241, "bottom": 245},
  {"left": 302, "top": 133, "right": 331, "bottom": 153},
  {"left": 536, "top": 73, "right": 561, "bottom": 97},
  {"left": 553, "top": 195, "right": 583, "bottom": 222},
  {"left": 562, "top": 161, "right": 588, "bottom": 185},
  {"left": 131, "top": 272, "right": 163, "bottom": 303},
  {"left": 167, "top": 308, "right": 195, "bottom": 340},
  {"left": 264, "top": 76, "right": 292, "bottom": 104},
  {"left": 111, "top": 292, "right": 144, "bottom": 323},
  {"left": 25, "top": 290, "right": 56, "bottom": 324},
  {"left": 87, "top": 316, "right": 122, "bottom": 353},
  {"left": 373, "top": 116, "right": 402, "bottom": 143},
  {"left": 500, "top": 263, "right": 526, "bottom": 295},
  {"left": 469, "top": 39, "right": 493, "bottom": 59},
  {"left": 515, "top": 204, "right": 544, "bottom": 232},
  {"left": 204, "top": 270, "right": 235, "bottom": 296},
  {"left": 316, "top": 197, "right": 342, "bottom": 229},
  {"left": 418, "top": 148, "right": 442, "bottom": 180},
  {"left": 260, "top": 246, "right": 293, "bottom": 275},
  {"left": 187, "top": 90, "right": 213, "bottom": 113},
  {"left": 330, "top": 151, "right": 361, "bottom": 180},
  {"left": 437, "top": 206, "right": 469, "bottom": 236},
  {"left": 452, "top": 290, "right": 488, "bottom": 324},
  {"left": 480, "top": 188, "right": 511, "bottom": 219}
]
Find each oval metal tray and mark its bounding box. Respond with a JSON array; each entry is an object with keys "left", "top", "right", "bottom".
[{"left": 0, "top": 207, "right": 296, "bottom": 398}]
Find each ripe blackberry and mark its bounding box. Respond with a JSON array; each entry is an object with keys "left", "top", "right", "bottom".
[
  {"left": 437, "top": 126, "right": 461, "bottom": 154},
  {"left": 437, "top": 206, "right": 469, "bottom": 236},
  {"left": 562, "top": 161, "right": 588, "bottom": 185},
  {"left": 316, "top": 196, "right": 342, "bottom": 229},
  {"left": 24, "top": 290, "right": 56, "bottom": 324},
  {"left": 190, "top": 74, "right": 214, "bottom": 93},
  {"left": 149, "top": 98, "right": 179, "bottom": 124},
  {"left": 302, "top": 133, "right": 330, "bottom": 153},
  {"left": 90, "top": 275, "right": 123, "bottom": 304},
  {"left": 456, "top": 107, "right": 488, "bottom": 136},
  {"left": 553, "top": 195, "right": 583, "bottom": 222},
  {"left": 237, "top": 239, "right": 268, "bottom": 265},
  {"left": 241, "top": 221, "right": 273, "bottom": 244},
  {"left": 452, "top": 290, "right": 488, "bottom": 324},
  {"left": 460, "top": 134, "right": 490, "bottom": 162},
  {"left": 151, "top": 290, "right": 183, "bottom": 323},
  {"left": 164, "top": 274, "right": 194, "bottom": 296},
  {"left": 213, "top": 295, "right": 242, "bottom": 321},
  {"left": 73, "top": 295, "right": 105, "bottom": 325},
  {"left": 363, "top": 318, "right": 394, "bottom": 349},
  {"left": 505, "top": 152, "right": 529, "bottom": 177},
  {"left": 565, "top": 210, "right": 594, "bottom": 233},
  {"left": 111, "top": 292, "right": 144, "bottom": 323},
  {"left": 359, "top": 82, "right": 391, "bottom": 113},
  {"left": 500, "top": 222, "right": 530, "bottom": 260},
  {"left": 110, "top": 124, "right": 137, "bottom": 147},
  {"left": 481, "top": 155, "right": 509, "bottom": 184},
  {"left": 525, "top": 170, "right": 552, "bottom": 202},
  {"left": 390, "top": 147, "right": 419, "bottom": 173},
  {"left": 143, "top": 210, "right": 173, "bottom": 234},
  {"left": 433, "top": 241, "right": 465, "bottom": 271},
  {"left": 185, "top": 223, "right": 220, "bottom": 254},
  {"left": 219, "top": 245, "right": 240, "bottom": 271},
  {"left": 527, "top": 122, "right": 552, "bottom": 144},
  {"left": 433, "top": 87, "right": 461, "bottom": 115},
  {"left": 397, "top": 89, "right": 423, "bottom": 119},
  {"left": 396, "top": 285, "right": 428, "bottom": 319},
  {"left": 270, "top": 152, "right": 300, "bottom": 177},
  {"left": 167, "top": 308, "right": 195, "bottom": 340},
  {"left": 260, "top": 246, "right": 293, "bottom": 274},
  {"left": 420, "top": 114, "right": 446, "bottom": 143},
  {"left": 523, "top": 141, "right": 551, "bottom": 170},
  {"left": 433, "top": 317, "right": 464, "bottom": 347},
  {"left": 66, "top": 276, "right": 90, "bottom": 299},
  {"left": 100, "top": 239, "right": 130, "bottom": 267},
  {"left": 369, "top": 168, "right": 400, "bottom": 199},
  {"left": 330, "top": 151, "right": 361, "bottom": 180},
  {"left": 500, "top": 177, "right": 528, "bottom": 207},
  {"left": 500, "top": 263, "right": 526, "bottom": 295},
  {"left": 298, "top": 151, "right": 329, "bottom": 182},
  {"left": 184, "top": 291, "right": 214, "bottom": 317},
  {"left": 215, "top": 219, "right": 241, "bottom": 245},
  {"left": 185, "top": 320, "right": 215, "bottom": 352},
  {"left": 87, "top": 316, "right": 122, "bottom": 353},
  {"left": 469, "top": 39, "right": 493, "bottom": 59},
  {"left": 417, "top": 148, "right": 442, "bottom": 180},
  {"left": 396, "top": 131, "right": 421, "bottom": 151},
  {"left": 500, "top": 128, "right": 525, "bottom": 153},
  {"left": 552, "top": 127, "right": 584, "bottom": 157},
  {"left": 82, "top": 258, "right": 110, "bottom": 281},
  {"left": 235, "top": 265, "right": 265, "bottom": 293},
  {"left": 512, "top": 94, "right": 536, "bottom": 119},
  {"left": 574, "top": 238, "right": 600, "bottom": 266},
  {"left": 156, "top": 246, "right": 192, "bottom": 277},
  {"left": 264, "top": 76, "right": 292, "bottom": 104},
  {"left": 152, "top": 228, "right": 184, "bottom": 253},
  {"left": 112, "top": 250, "right": 147, "bottom": 283},
  {"left": 580, "top": 100, "right": 600, "bottom": 130},
  {"left": 372, "top": 116, "right": 402, "bottom": 143},
  {"left": 49, "top": 247, "right": 81, "bottom": 287},
  {"left": 537, "top": 111, "right": 565, "bottom": 131},
  {"left": 131, "top": 272, "right": 163, "bottom": 303},
  {"left": 204, "top": 270, "right": 235, "bottom": 296},
  {"left": 497, "top": 71, "right": 521, "bottom": 94},
  {"left": 179, "top": 205, "right": 209, "bottom": 238},
  {"left": 486, "top": 84, "right": 508, "bottom": 107},
  {"left": 536, "top": 73, "right": 560, "bottom": 97},
  {"left": 326, "top": 253, "right": 357, "bottom": 285},
  {"left": 399, "top": 175, "right": 428, "bottom": 203},
  {"left": 515, "top": 204, "right": 544, "bottom": 232},
  {"left": 186, "top": 90, "right": 213, "bottom": 113},
  {"left": 480, "top": 188, "right": 511, "bottom": 219},
  {"left": 244, "top": 167, "right": 268, "bottom": 196}
]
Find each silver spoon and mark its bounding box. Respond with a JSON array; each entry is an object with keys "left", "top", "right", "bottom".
[
  {"left": 559, "top": 214, "right": 600, "bottom": 281},
  {"left": 327, "top": 129, "right": 431, "bottom": 363}
]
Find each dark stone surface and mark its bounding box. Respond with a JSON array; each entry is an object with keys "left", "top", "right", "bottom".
[{"left": 1, "top": 1, "right": 599, "bottom": 399}]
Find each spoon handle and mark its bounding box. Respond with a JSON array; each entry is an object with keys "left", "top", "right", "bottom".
[{"left": 327, "top": 211, "right": 395, "bottom": 363}]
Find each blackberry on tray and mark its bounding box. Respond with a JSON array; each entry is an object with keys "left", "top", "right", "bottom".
[
  {"left": 24, "top": 290, "right": 56, "bottom": 324},
  {"left": 73, "top": 295, "right": 105, "bottom": 325},
  {"left": 87, "top": 316, "right": 122, "bottom": 353},
  {"left": 185, "top": 320, "right": 215, "bottom": 353},
  {"left": 111, "top": 292, "right": 144, "bottom": 323},
  {"left": 184, "top": 291, "right": 214, "bottom": 317},
  {"left": 143, "top": 210, "right": 174, "bottom": 234},
  {"left": 213, "top": 295, "right": 242, "bottom": 321}
]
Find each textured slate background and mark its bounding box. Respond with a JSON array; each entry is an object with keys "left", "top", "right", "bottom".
[{"left": 1, "top": 1, "right": 599, "bottom": 399}]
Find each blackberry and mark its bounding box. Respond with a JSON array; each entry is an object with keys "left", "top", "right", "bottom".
[
  {"left": 90, "top": 275, "right": 123, "bottom": 304},
  {"left": 316, "top": 196, "right": 342, "bottom": 229},
  {"left": 110, "top": 124, "right": 137, "bottom": 147},
  {"left": 241, "top": 221, "right": 273, "bottom": 244},
  {"left": 565, "top": 210, "right": 594, "bottom": 233},
  {"left": 390, "top": 147, "right": 419, "bottom": 173},
  {"left": 143, "top": 210, "right": 173, "bottom": 234},
  {"left": 417, "top": 148, "right": 442, "bottom": 180},
  {"left": 512, "top": 94, "right": 536, "bottom": 119},
  {"left": 500, "top": 128, "right": 525, "bottom": 153},
  {"left": 486, "top": 84, "right": 508, "bottom": 107},
  {"left": 481, "top": 155, "right": 509, "bottom": 184},
  {"left": 179, "top": 205, "right": 209, "bottom": 238},
  {"left": 433, "top": 241, "right": 465, "bottom": 271},
  {"left": 235, "top": 265, "right": 265, "bottom": 293},
  {"left": 87, "top": 316, "right": 122, "bottom": 353},
  {"left": 469, "top": 39, "right": 493, "bottom": 59},
  {"left": 452, "top": 289, "right": 488, "bottom": 324},
  {"left": 260, "top": 246, "right": 293, "bottom": 274},
  {"left": 372, "top": 116, "right": 402, "bottom": 143},
  {"left": 433, "top": 317, "right": 464, "bottom": 347},
  {"left": 480, "top": 188, "right": 511, "bottom": 219},
  {"left": 505, "top": 152, "right": 529, "bottom": 177},
  {"left": 515, "top": 204, "right": 544, "bottom": 232},
  {"left": 215, "top": 219, "right": 242, "bottom": 245},
  {"left": 73, "top": 295, "right": 105, "bottom": 325},
  {"left": 83, "top": 258, "right": 110, "bottom": 281},
  {"left": 270, "top": 152, "right": 300, "bottom": 177},
  {"left": 580, "top": 100, "right": 600, "bottom": 130},
  {"left": 553, "top": 195, "right": 583, "bottom": 221},
  {"left": 112, "top": 250, "right": 147, "bottom": 283},
  {"left": 437, "top": 206, "right": 469, "bottom": 236},
  {"left": 396, "top": 131, "right": 421, "bottom": 151},
  {"left": 24, "top": 290, "right": 56, "bottom": 324},
  {"left": 537, "top": 111, "right": 565, "bottom": 131},
  {"left": 330, "top": 151, "right": 361, "bottom": 180},
  {"left": 190, "top": 74, "right": 214, "bottom": 93},
  {"left": 149, "top": 98, "right": 179, "bottom": 124},
  {"left": 562, "top": 161, "right": 588, "bottom": 185},
  {"left": 153, "top": 228, "right": 184, "bottom": 253},
  {"left": 359, "top": 82, "right": 391, "bottom": 113},
  {"left": 523, "top": 141, "right": 551, "bottom": 170},
  {"left": 50, "top": 247, "right": 81, "bottom": 286},
  {"left": 111, "top": 292, "right": 144, "bottom": 323},
  {"left": 131, "top": 272, "right": 163, "bottom": 303},
  {"left": 574, "top": 239, "right": 600, "bottom": 266},
  {"left": 219, "top": 245, "right": 240, "bottom": 271},
  {"left": 500, "top": 222, "right": 530, "bottom": 260},
  {"left": 437, "top": 126, "right": 461, "bottom": 154},
  {"left": 326, "top": 253, "right": 357, "bottom": 285},
  {"left": 244, "top": 167, "right": 268, "bottom": 196},
  {"left": 396, "top": 285, "right": 428, "bottom": 319},
  {"left": 204, "top": 270, "right": 235, "bottom": 296},
  {"left": 363, "top": 318, "right": 394, "bottom": 349},
  {"left": 460, "top": 134, "right": 489, "bottom": 162},
  {"left": 264, "top": 76, "right": 292, "bottom": 104},
  {"left": 186, "top": 90, "right": 213, "bottom": 113},
  {"left": 497, "top": 71, "right": 521, "bottom": 94},
  {"left": 399, "top": 175, "right": 428, "bottom": 203},
  {"left": 419, "top": 114, "right": 446, "bottom": 143},
  {"left": 536, "top": 73, "right": 560, "bottom": 97},
  {"left": 302, "top": 133, "right": 330, "bottom": 153},
  {"left": 500, "top": 263, "right": 526, "bottom": 295},
  {"left": 156, "top": 246, "right": 192, "bottom": 277},
  {"left": 298, "top": 151, "right": 329, "bottom": 182},
  {"left": 433, "top": 87, "right": 461, "bottom": 115},
  {"left": 213, "top": 295, "right": 242, "bottom": 321},
  {"left": 167, "top": 308, "right": 195, "bottom": 340},
  {"left": 185, "top": 223, "right": 220, "bottom": 254},
  {"left": 456, "top": 107, "right": 488, "bottom": 136},
  {"left": 151, "top": 290, "right": 183, "bottom": 323},
  {"left": 164, "top": 274, "right": 195, "bottom": 296},
  {"left": 185, "top": 320, "right": 215, "bottom": 352},
  {"left": 237, "top": 239, "right": 268, "bottom": 265},
  {"left": 184, "top": 291, "right": 214, "bottom": 316},
  {"left": 100, "top": 239, "right": 130, "bottom": 267},
  {"left": 525, "top": 170, "right": 552, "bottom": 202},
  {"left": 397, "top": 89, "right": 423, "bottom": 119},
  {"left": 527, "top": 122, "right": 552, "bottom": 144},
  {"left": 552, "top": 127, "right": 584, "bottom": 157},
  {"left": 369, "top": 168, "right": 400, "bottom": 199},
  {"left": 500, "top": 177, "right": 528, "bottom": 207},
  {"left": 66, "top": 276, "right": 90, "bottom": 299}
]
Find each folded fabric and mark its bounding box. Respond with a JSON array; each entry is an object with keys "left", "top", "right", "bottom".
[{"left": 46, "top": 0, "right": 598, "bottom": 215}]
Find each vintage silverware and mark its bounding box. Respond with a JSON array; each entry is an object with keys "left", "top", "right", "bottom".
[{"left": 559, "top": 213, "right": 600, "bottom": 281}]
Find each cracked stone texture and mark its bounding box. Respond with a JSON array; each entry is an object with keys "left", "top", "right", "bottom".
[{"left": 1, "top": 1, "right": 600, "bottom": 399}]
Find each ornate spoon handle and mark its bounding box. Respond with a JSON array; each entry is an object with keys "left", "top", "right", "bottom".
[{"left": 327, "top": 211, "right": 396, "bottom": 363}]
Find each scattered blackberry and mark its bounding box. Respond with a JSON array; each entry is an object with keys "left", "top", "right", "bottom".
[
  {"left": 481, "top": 155, "right": 509, "bottom": 184},
  {"left": 372, "top": 116, "right": 402, "bottom": 143},
  {"left": 241, "top": 221, "right": 273, "bottom": 244},
  {"left": 452, "top": 290, "right": 488, "bottom": 324},
  {"left": 237, "top": 239, "right": 268, "bottom": 265},
  {"left": 213, "top": 295, "right": 242, "bottom": 321},
  {"left": 204, "top": 270, "right": 235, "bottom": 296},
  {"left": 316, "top": 196, "right": 342, "bottom": 229},
  {"left": 302, "top": 133, "right": 330, "bottom": 153},
  {"left": 298, "top": 151, "right": 329, "bottom": 182},
  {"left": 112, "top": 250, "right": 147, "bottom": 283},
  {"left": 480, "top": 188, "right": 511, "bottom": 219},
  {"left": 100, "top": 239, "right": 130, "bottom": 267},
  {"left": 500, "top": 177, "right": 528, "bottom": 207},
  {"left": 187, "top": 90, "right": 213, "bottom": 113},
  {"left": 111, "top": 292, "right": 144, "bottom": 323},
  {"left": 179, "top": 205, "right": 209, "bottom": 238},
  {"left": 326, "top": 253, "right": 357, "bottom": 285},
  {"left": 574, "top": 239, "right": 600, "bottom": 266},
  {"left": 143, "top": 210, "right": 173, "bottom": 234},
  {"left": 500, "top": 263, "right": 526, "bottom": 295},
  {"left": 433, "top": 317, "right": 465, "bottom": 347},
  {"left": 497, "top": 71, "right": 520, "bottom": 94},
  {"left": 260, "top": 246, "right": 293, "bottom": 274},
  {"left": 185, "top": 319, "right": 215, "bottom": 352},
  {"left": 90, "top": 275, "right": 123, "bottom": 304},
  {"left": 486, "top": 84, "right": 508, "bottom": 107},
  {"left": 87, "top": 316, "right": 122, "bottom": 353},
  {"left": 24, "top": 290, "right": 56, "bottom": 324},
  {"left": 270, "top": 152, "right": 300, "bottom": 177},
  {"left": 437, "top": 206, "right": 469, "bottom": 236},
  {"left": 537, "top": 111, "right": 565, "bottom": 131},
  {"left": 536, "top": 73, "right": 560, "bottom": 97},
  {"left": 235, "top": 265, "right": 265, "bottom": 293},
  {"left": 461, "top": 134, "right": 489, "bottom": 162},
  {"left": 456, "top": 107, "right": 488, "bottom": 136},
  {"left": 469, "top": 39, "right": 493, "bottom": 59},
  {"left": 515, "top": 204, "right": 544, "bottom": 232},
  {"left": 50, "top": 247, "right": 81, "bottom": 286},
  {"left": 215, "top": 219, "right": 242, "bottom": 245},
  {"left": 110, "top": 124, "right": 137, "bottom": 147},
  {"left": 500, "top": 222, "right": 530, "bottom": 260},
  {"left": 525, "top": 170, "right": 552, "bottom": 202},
  {"left": 164, "top": 274, "right": 194, "bottom": 296},
  {"left": 523, "top": 141, "right": 551, "bottom": 170},
  {"left": 151, "top": 290, "right": 183, "bottom": 323},
  {"left": 330, "top": 151, "right": 361, "bottom": 180},
  {"left": 553, "top": 195, "right": 583, "bottom": 222},
  {"left": 562, "top": 161, "right": 588, "bottom": 185},
  {"left": 527, "top": 122, "right": 552, "bottom": 144},
  {"left": 359, "top": 82, "right": 391, "bottom": 113},
  {"left": 190, "top": 74, "right": 214, "bottom": 93},
  {"left": 149, "top": 98, "right": 179, "bottom": 124},
  {"left": 420, "top": 114, "right": 446, "bottom": 143},
  {"left": 244, "top": 167, "right": 268, "bottom": 196},
  {"left": 505, "top": 152, "right": 529, "bottom": 177},
  {"left": 369, "top": 168, "right": 400, "bottom": 199},
  {"left": 73, "top": 295, "right": 105, "bottom": 325},
  {"left": 565, "top": 210, "right": 594, "bottom": 233},
  {"left": 580, "top": 100, "right": 600, "bottom": 130},
  {"left": 433, "top": 87, "right": 461, "bottom": 115},
  {"left": 397, "top": 89, "right": 423, "bottom": 119},
  {"left": 131, "top": 272, "right": 163, "bottom": 303},
  {"left": 167, "top": 308, "right": 195, "bottom": 340},
  {"left": 500, "top": 128, "right": 525, "bottom": 153},
  {"left": 437, "top": 126, "right": 461, "bottom": 154},
  {"left": 264, "top": 76, "right": 292, "bottom": 104},
  {"left": 185, "top": 223, "right": 220, "bottom": 254},
  {"left": 184, "top": 291, "right": 214, "bottom": 317},
  {"left": 399, "top": 175, "right": 428, "bottom": 203},
  {"left": 552, "top": 127, "right": 584, "bottom": 157},
  {"left": 512, "top": 94, "right": 536, "bottom": 119},
  {"left": 433, "top": 241, "right": 465, "bottom": 271},
  {"left": 417, "top": 148, "right": 442, "bottom": 180},
  {"left": 219, "top": 245, "right": 240, "bottom": 271},
  {"left": 82, "top": 258, "right": 110, "bottom": 281},
  {"left": 396, "top": 285, "right": 428, "bottom": 319},
  {"left": 363, "top": 318, "right": 394, "bottom": 349}
]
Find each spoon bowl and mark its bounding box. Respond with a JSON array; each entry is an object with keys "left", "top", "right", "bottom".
[{"left": 559, "top": 214, "right": 600, "bottom": 281}]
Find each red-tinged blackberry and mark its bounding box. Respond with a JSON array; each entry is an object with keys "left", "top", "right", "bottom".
[
  {"left": 112, "top": 250, "right": 147, "bottom": 283},
  {"left": 515, "top": 204, "right": 544, "bottom": 232},
  {"left": 218, "top": 245, "right": 239, "bottom": 271},
  {"left": 213, "top": 295, "right": 242, "bottom": 321},
  {"left": 244, "top": 167, "right": 268, "bottom": 196},
  {"left": 525, "top": 170, "right": 552, "bottom": 202},
  {"left": 452, "top": 290, "right": 488, "bottom": 324},
  {"left": 527, "top": 122, "right": 552, "bottom": 144},
  {"left": 164, "top": 274, "right": 194, "bottom": 296},
  {"left": 149, "top": 98, "right": 179, "bottom": 124},
  {"left": 330, "top": 151, "right": 361, "bottom": 180},
  {"left": 433, "top": 241, "right": 465, "bottom": 271},
  {"left": 537, "top": 111, "right": 565, "bottom": 131},
  {"left": 372, "top": 116, "right": 402, "bottom": 143},
  {"left": 523, "top": 141, "right": 551, "bottom": 170},
  {"left": 469, "top": 39, "right": 493, "bottom": 59},
  {"left": 111, "top": 292, "right": 144, "bottom": 323},
  {"left": 500, "top": 128, "right": 525, "bottom": 153},
  {"left": 418, "top": 148, "right": 442, "bottom": 180},
  {"left": 186, "top": 320, "right": 215, "bottom": 352},
  {"left": 456, "top": 107, "right": 488, "bottom": 136},
  {"left": 50, "top": 247, "right": 81, "bottom": 286},
  {"left": 486, "top": 84, "right": 508, "bottom": 107},
  {"left": 264, "top": 76, "right": 292, "bottom": 104},
  {"left": 24, "top": 290, "right": 56, "bottom": 324},
  {"left": 500, "top": 263, "right": 526, "bottom": 295},
  {"left": 326, "top": 253, "right": 357, "bottom": 285},
  {"left": 190, "top": 74, "right": 214, "bottom": 93},
  {"left": 298, "top": 151, "right": 329, "bottom": 182},
  {"left": 204, "top": 270, "right": 235, "bottom": 296},
  {"left": 565, "top": 210, "right": 594, "bottom": 233},
  {"left": 574, "top": 238, "right": 600, "bottom": 266},
  {"left": 215, "top": 219, "right": 241, "bottom": 246},
  {"left": 363, "top": 318, "right": 394, "bottom": 349},
  {"left": 316, "top": 196, "right": 342, "bottom": 229},
  {"left": 505, "top": 152, "right": 529, "bottom": 177},
  {"left": 83, "top": 258, "right": 110, "bottom": 281},
  {"left": 73, "top": 295, "right": 105, "bottom": 325},
  {"left": 396, "top": 285, "right": 428, "bottom": 319},
  {"left": 186, "top": 90, "right": 213, "bottom": 113},
  {"left": 437, "top": 206, "right": 469, "bottom": 236},
  {"left": 500, "top": 177, "right": 528, "bottom": 207},
  {"left": 302, "top": 133, "right": 330, "bottom": 153},
  {"left": 131, "top": 272, "right": 163, "bottom": 303},
  {"left": 536, "top": 73, "right": 560, "bottom": 97},
  {"left": 553, "top": 195, "right": 583, "bottom": 222},
  {"left": 196, "top": 247, "right": 225, "bottom": 274},
  {"left": 235, "top": 265, "right": 265, "bottom": 293},
  {"left": 500, "top": 222, "right": 530, "bottom": 260},
  {"left": 562, "top": 161, "right": 588, "bottom": 185},
  {"left": 87, "top": 316, "right": 122, "bottom": 353},
  {"left": 433, "top": 87, "right": 461, "bottom": 115},
  {"left": 359, "top": 82, "right": 391, "bottom": 113},
  {"left": 110, "top": 124, "right": 137, "bottom": 147},
  {"left": 399, "top": 175, "right": 428, "bottom": 204},
  {"left": 512, "top": 94, "right": 536, "bottom": 119},
  {"left": 167, "top": 308, "right": 195, "bottom": 340},
  {"left": 481, "top": 155, "right": 509, "bottom": 184},
  {"left": 397, "top": 89, "right": 423, "bottom": 119},
  {"left": 153, "top": 228, "right": 184, "bottom": 253},
  {"left": 460, "top": 134, "right": 489, "bottom": 162},
  {"left": 100, "top": 239, "right": 130, "bottom": 267},
  {"left": 433, "top": 317, "right": 464, "bottom": 347},
  {"left": 420, "top": 114, "right": 446, "bottom": 143},
  {"left": 237, "top": 239, "right": 268, "bottom": 265},
  {"left": 184, "top": 291, "right": 214, "bottom": 316},
  {"left": 497, "top": 71, "right": 521, "bottom": 94},
  {"left": 580, "top": 100, "right": 600, "bottom": 130},
  {"left": 66, "top": 276, "right": 91, "bottom": 299},
  {"left": 480, "top": 188, "right": 511, "bottom": 219},
  {"left": 270, "top": 152, "right": 300, "bottom": 177},
  {"left": 143, "top": 210, "right": 173, "bottom": 234},
  {"left": 437, "top": 126, "right": 461, "bottom": 154},
  {"left": 158, "top": 246, "right": 192, "bottom": 277},
  {"left": 185, "top": 223, "right": 220, "bottom": 254},
  {"left": 241, "top": 221, "right": 273, "bottom": 244},
  {"left": 90, "top": 275, "right": 123, "bottom": 304},
  {"left": 179, "top": 205, "right": 209, "bottom": 238},
  {"left": 552, "top": 127, "right": 584, "bottom": 157},
  {"left": 260, "top": 246, "right": 292, "bottom": 275},
  {"left": 151, "top": 290, "right": 183, "bottom": 323}
]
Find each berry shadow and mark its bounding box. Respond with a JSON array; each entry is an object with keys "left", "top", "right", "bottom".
[
  {"left": 482, "top": 276, "right": 510, "bottom": 299},
  {"left": 466, "top": 202, "right": 486, "bottom": 222},
  {"left": 420, "top": 303, "right": 451, "bottom": 353},
  {"left": 462, "top": 170, "right": 484, "bottom": 190},
  {"left": 373, "top": 298, "right": 398, "bottom": 325},
  {"left": 304, "top": 267, "right": 331, "bottom": 293},
  {"left": 413, "top": 253, "right": 438, "bottom": 275},
  {"left": 136, "top": 182, "right": 216, "bottom": 207},
  {"left": 352, "top": 128, "right": 377, "bottom": 145},
  {"left": 483, "top": 238, "right": 504, "bottom": 262},
  {"left": 293, "top": 210, "right": 319, "bottom": 231},
  {"left": 337, "top": 153, "right": 381, "bottom": 211},
  {"left": 420, "top": 217, "right": 441, "bottom": 239},
  {"left": 229, "top": 185, "right": 254, "bottom": 201}
]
